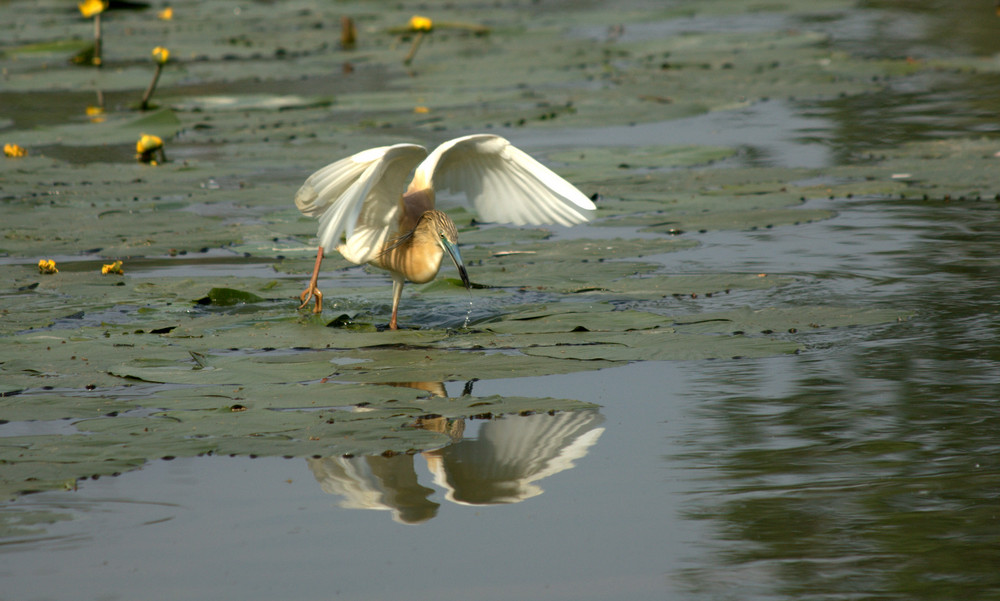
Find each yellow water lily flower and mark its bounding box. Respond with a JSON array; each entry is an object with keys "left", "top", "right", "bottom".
[
  {"left": 136, "top": 134, "right": 166, "bottom": 164},
  {"left": 408, "top": 15, "right": 433, "bottom": 31},
  {"left": 101, "top": 260, "right": 124, "bottom": 275},
  {"left": 158, "top": 7, "right": 173, "bottom": 20},
  {"left": 4, "top": 143, "right": 26, "bottom": 158},
  {"left": 85, "top": 106, "right": 106, "bottom": 123},
  {"left": 413, "top": 106, "right": 430, "bottom": 114},
  {"left": 136, "top": 134, "right": 163, "bottom": 154},
  {"left": 152, "top": 46, "right": 170, "bottom": 64},
  {"left": 38, "top": 259, "right": 58, "bottom": 274},
  {"left": 78, "top": 0, "right": 107, "bottom": 18}
]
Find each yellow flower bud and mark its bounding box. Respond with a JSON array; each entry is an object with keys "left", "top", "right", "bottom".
[
  {"left": 78, "top": 0, "right": 107, "bottom": 18},
  {"left": 136, "top": 134, "right": 166, "bottom": 164},
  {"left": 4, "top": 143, "right": 26, "bottom": 158},
  {"left": 101, "top": 260, "right": 124, "bottom": 275},
  {"left": 408, "top": 15, "right": 433, "bottom": 31},
  {"left": 38, "top": 259, "right": 58, "bottom": 274},
  {"left": 85, "top": 106, "right": 106, "bottom": 123},
  {"left": 136, "top": 134, "right": 163, "bottom": 154},
  {"left": 152, "top": 46, "right": 170, "bottom": 64},
  {"left": 158, "top": 7, "right": 173, "bottom": 20}
]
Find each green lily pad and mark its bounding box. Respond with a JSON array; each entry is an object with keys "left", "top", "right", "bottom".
[
  {"left": 548, "top": 145, "right": 738, "bottom": 172},
  {"left": 3, "top": 109, "right": 182, "bottom": 147},
  {"left": 199, "top": 287, "right": 266, "bottom": 306},
  {"left": 0, "top": 506, "right": 74, "bottom": 540},
  {"left": 0, "top": 384, "right": 600, "bottom": 500},
  {"left": 483, "top": 306, "right": 672, "bottom": 334},
  {"left": 589, "top": 273, "right": 794, "bottom": 299},
  {"left": 0, "top": 392, "right": 140, "bottom": 422},
  {"left": 326, "top": 347, "right": 622, "bottom": 383},
  {"left": 669, "top": 305, "right": 914, "bottom": 334},
  {"left": 520, "top": 329, "right": 801, "bottom": 361}
]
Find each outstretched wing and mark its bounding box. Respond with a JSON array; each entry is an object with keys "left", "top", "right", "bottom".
[
  {"left": 414, "top": 134, "right": 595, "bottom": 227},
  {"left": 295, "top": 144, "right": 428, "bottom": 261}
]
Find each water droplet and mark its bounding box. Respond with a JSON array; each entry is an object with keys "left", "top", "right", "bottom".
[{"left": 463, "top": 293, "right": 473, "bottom": 329}]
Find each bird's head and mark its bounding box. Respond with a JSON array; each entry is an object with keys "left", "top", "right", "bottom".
[{"left": 421, "top": 210, "right": 471, "bottom": 291}]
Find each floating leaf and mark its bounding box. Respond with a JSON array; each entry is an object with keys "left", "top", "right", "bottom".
[
  {"left": 198, "top": 287, "right": 266, "bottom": 306},
  {"left": 521, "top": 330, "right": 801, "bottom": 361},
  {"left": 669, "top": 305, "right": 914, "bottom": 335}
]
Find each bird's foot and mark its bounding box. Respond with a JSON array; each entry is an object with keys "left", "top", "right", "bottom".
[{"left": 298, "top": 285, "right": 324, "bottom": 314}]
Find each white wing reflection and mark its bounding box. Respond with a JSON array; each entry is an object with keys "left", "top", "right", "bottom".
[
  {"left": 307, "top": 454, "right": 439, "bottom": 525},
  {"left": 307, "top": 409, "right": 604, "bottom": 523},
  {"left": 426, "top": 410, "right": 605, "bottom": 505}
]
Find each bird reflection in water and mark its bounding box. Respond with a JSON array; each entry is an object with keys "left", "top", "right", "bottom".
[{"left": 306, "top": 382, "right": 604, "bottom": 524}]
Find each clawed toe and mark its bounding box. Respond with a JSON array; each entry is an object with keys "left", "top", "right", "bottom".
[{"left": 298, "top": 287, "right": 323, "bottom": 314}]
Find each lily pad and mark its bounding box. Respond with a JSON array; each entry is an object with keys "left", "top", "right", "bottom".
[
  {"left": 483, "top": 306, "right": 672, "bottom": 334},
  {"left": 325, "top": 347, "right": 623, "bottom": 384},
  {"left": 588, "top": 273, "right": 794, "bottom": 299},
  {"left": 548, "top": 145, "right": 738, "bottom": 172},
  {"left": 669, "top": 305, "right": 914, "bottom": 334},
  {"left": 2, "top": 109, "right": 182, "bottom": 147},
  {"left": 520, "top": 329, "right": 801, "bottom": 361},
  {"left": 0, "top": 385, "right": 600, "bottom": 500},
  {"left": 199, "top": 287, "right": 267, "bottom": 306}
]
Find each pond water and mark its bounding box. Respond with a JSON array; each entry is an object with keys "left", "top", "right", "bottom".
[
  {"left": 3, "top": 1, "right": 1000, "bottom": 600},
  {"left": 6, "top": 185, "right": 998, "bottom": 600},
  {"left": 0, "top": 185, "right": 1000, "bottom": 599}
]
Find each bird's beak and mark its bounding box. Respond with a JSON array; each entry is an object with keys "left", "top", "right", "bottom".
[{"left": 441, "top": 238, "right": 472, "bottom": 291}]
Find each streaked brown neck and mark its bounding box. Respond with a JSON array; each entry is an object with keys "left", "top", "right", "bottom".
[{"left": 399, "top": 188, "right": 435, "bottom": 233}]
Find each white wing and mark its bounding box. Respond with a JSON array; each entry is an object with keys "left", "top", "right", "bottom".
[
  {"left": 295, "top": 144, "right": 428, "bottom": 261},
  {"left": 416, "top": 134, "right": 596, "bottom": 227}
]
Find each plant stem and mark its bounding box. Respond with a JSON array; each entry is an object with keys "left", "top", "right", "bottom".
[
  {"left": 140, "top": 63, "right": 163, "bottom": 110},
  {"left": 93, "top": 13, "right": 103, "bottom": 67},
  {"left": 403, "top": 31, "right": 425, "bottom": 66}
]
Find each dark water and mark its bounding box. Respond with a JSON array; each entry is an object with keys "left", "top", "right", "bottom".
[
  {"left": 4, "top": 1, "right": 1000, "bottom": 600},
  {"left": 672, "top": 197, "right": 1000, "bottom": 599}
]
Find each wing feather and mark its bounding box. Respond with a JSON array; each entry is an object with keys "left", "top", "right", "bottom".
[
  {"left": 295, "top": 144, "right": 427, "bottom": 259},
  {"left": 416, "top": 134, "right": 595, "bottom": 227}
]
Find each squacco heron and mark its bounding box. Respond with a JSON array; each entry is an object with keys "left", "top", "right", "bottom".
[{"left": 295, "top": 134, "right": 596, "bottom": 329}]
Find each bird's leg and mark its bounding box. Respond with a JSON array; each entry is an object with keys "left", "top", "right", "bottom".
[
  {"left": 298, "top": 247, "right": 325, "bottom": 314},
  {"left": 389, "top": 274, "right": 405, "bottom": 330}
]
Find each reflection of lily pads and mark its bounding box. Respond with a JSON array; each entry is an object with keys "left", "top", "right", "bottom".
[{"left": 0, "top": 507, "right": 73, "bottom": 540}]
